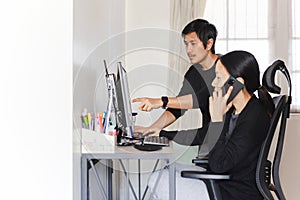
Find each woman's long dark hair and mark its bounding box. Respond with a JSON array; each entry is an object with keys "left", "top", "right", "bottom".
[{"left": 220, "top": 50, "right": 274, "bottom": 118}]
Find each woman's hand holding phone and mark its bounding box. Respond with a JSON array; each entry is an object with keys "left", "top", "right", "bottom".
[{"left": 209, "top": 86, "right": 233, "bottom": 122}]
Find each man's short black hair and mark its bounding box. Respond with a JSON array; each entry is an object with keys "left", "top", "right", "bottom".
[{"left": 182, "top": 19, "right": 218, "bottom": 54}]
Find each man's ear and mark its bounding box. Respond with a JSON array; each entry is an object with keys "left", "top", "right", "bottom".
[{"left": 206, "top": 38, "right": 214, "bottom": 51}]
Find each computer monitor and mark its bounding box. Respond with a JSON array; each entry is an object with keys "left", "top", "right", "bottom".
[
  {"left": 114, "top": 62, "right": 135, "bottom": 138},
  {"left": 103, "top": 60, "right": 118, "bottom": 135},
  {"left": 104, "top": 60, "right": 134, "bottom": 138}
]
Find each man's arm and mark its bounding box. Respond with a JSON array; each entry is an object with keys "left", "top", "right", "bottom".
[
  {"left": 134, "top": 110, "right": 176, "bottom": 136},
  {"left": 150, "top": 110, "right": 177, "bottom": 129},
  {"left": 132, "top": 94, "right": 193, "bottom": 112}
]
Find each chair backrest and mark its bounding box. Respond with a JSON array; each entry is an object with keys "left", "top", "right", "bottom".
[{"left": 256, "top": 60, "right": 292, "bottom": 200}]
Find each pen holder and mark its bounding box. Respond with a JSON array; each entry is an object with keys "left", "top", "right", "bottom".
[{"left": 81, "top": 128, "right": 117, "bottom": 147}]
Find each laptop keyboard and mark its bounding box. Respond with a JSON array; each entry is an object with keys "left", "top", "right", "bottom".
[{"left": 143, "top": 136, "right": 169, "bottom": 146}]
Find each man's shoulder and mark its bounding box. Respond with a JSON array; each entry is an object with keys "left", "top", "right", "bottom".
[
  {"left": 183, "top": 64, "right": 209, "bottom": 85},
  {"left": 185, "top": 64, "right": 200, "bottom": 74}
]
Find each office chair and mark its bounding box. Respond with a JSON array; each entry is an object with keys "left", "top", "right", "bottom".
[
  {"left": 181, "top": 60, "right": 292, "bottom": 200},
  {"left": 257, "top": 60, "right": 292, "bottom": 200}
]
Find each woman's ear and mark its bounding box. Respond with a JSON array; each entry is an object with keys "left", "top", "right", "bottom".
[{"left": 236, "top": 77, "right": 245, "bottom": 84}]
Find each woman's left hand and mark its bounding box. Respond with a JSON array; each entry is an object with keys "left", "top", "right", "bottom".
[{"left": 209, "top": 86, "right": 233, "bottom": 122}]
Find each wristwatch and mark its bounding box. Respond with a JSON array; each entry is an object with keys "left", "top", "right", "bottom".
[{"left": 161, "top": 96, "right": 168, "bottom": 109}]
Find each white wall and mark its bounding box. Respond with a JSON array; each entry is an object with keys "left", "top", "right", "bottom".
[
  {"left": 125, "top": 0, "right": 171, "bottom": 125},
  {"left": 0, "top": 1, "right": 72, "bottom": 200},
  {"left": 73, "top": 0, "right": 125, "bottom": 199}
]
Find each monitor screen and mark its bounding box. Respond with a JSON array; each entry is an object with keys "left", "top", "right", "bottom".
[{"left": 114, "top": 62, "right": 134, "bottom": 138}]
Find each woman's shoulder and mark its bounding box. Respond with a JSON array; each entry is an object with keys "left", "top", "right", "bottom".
[
  {"left": 241, "top": 96, "right": 269, "bottom": 119},
  {"left": 234, "top": 96, "right": 270, "bottom": 136}
]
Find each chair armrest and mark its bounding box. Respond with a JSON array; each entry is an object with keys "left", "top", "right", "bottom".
[
  {"left": 192, "top": 158, "right": 209, "bottom": 169},
  {"left": 181, "top": 170, "right": 230, "bottom": 180},
  {"left": 181, "top": 170, "right": 230, "bottom": 199},
  {"left": 192, "top": 158, "right": 208, "bottom": 164}
]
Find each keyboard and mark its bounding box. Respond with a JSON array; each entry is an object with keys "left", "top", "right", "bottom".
[{"left": 143, "top": 136, "right": 169, "bottom": 146}]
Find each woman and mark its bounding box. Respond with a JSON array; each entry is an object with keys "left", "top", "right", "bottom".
[
  {"left": 148, "top": 50, "right": 274, "bottom": 200},
  {"left": 207, "top": 50, "right": 274, "bottom": 199}
]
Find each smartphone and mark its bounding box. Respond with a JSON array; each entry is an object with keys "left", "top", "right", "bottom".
[{"left": 222, "top": 76, "right": 244, "bottom": 104}]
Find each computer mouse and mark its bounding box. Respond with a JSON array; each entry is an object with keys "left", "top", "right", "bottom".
[{"left": 134, "top": 144, "right": 162, "bottom": 151}]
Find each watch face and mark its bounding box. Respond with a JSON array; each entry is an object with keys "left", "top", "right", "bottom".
[{"left": 162, "top": 96, "right": 168, "bottom": 108}]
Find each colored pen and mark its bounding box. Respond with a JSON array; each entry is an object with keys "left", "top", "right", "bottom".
[
  {"left": 98, "top": 112, "right": 104, "bottom": 133},
  {"left": 87, "top": 113, "right": 92, "bottom": 130},
  {"left": 83, "top": 115, "right": 89, "bottom": 129}
]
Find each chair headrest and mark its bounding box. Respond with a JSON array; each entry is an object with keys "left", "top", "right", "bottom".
[{"left": 262, "top": 60, "right": 290, "bottom": 94}]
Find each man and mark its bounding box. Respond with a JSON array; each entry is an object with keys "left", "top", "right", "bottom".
[{"left": 133, "top": 19, "right": 219, "bottom": 145}]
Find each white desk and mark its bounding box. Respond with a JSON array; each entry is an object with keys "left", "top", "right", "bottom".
[{"left": 81, "top": 142, "right": 176, "bottom": 200}]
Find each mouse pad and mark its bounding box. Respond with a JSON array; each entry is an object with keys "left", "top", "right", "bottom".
[{"left": 134, "top": 144, "right": 162, "bottom": 151}]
